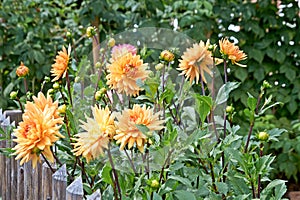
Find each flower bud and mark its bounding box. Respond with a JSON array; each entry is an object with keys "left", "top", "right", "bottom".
[
  {"left": 47, "top": 89, "right": 54, "bottom": 95},
  {"left": 53, "top": 82, "right": 60, "bottom": 89},
  {"left": 10, "top": 91, "right": 18, "bottom": 99},
  {"left": 257, "top": 131, "right": 269, "bottom": 141},
  {"left": 150, "top": 180, "right": 159, "bottom": 189},
  {"left": 66, "top": 31, "right": 72, "bottom": 38},
  {"left": 100, "top": 88, "right": 107, "bottom": 94},
  {"left": 16, "top": 62, "right": 29, "bottom": 77},
  {"left": 262, "top": 80, "right": 272, "bottom": 89},
  {"left": 95, "top": 91, "right": 102, "bottom": 101},
  {"left": 44, "top": 76, "right": 51, "bottom": 83},
  {"left": 58, "top": 104, "right": 67, "bottom": 114},
  {"left": 160, "top": 50, "right": 174, "bottom": 62},
  {"left": 108, "top": 38, "right": 115, "bottom": 47},
  {"left": 226, "top": 105, "right": 234, "bottom": 113},
  {"left": 95, "top": 62, "right": 102, "bottom": 68},
  {"left": 74, "top": 76, "right": 80, "bottom": 83},
  {"left": 86, "top": 26, "right": 96, "bottom": 38},
  {"left": 155, "top": 63, "right": 164, "bottom": 71}
]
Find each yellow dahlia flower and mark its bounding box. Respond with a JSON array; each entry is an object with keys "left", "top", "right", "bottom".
[
  {"left": 178, "top": 40, "right": 214, "bottom": 84},
  {"left": 106, "top": 53, "right": 150, "bottom": 97},
  {"left": 114, "top": 104, "right": 164, "bottom": 153},
  {"left": 72, "top": 106, "right": 116, "bottom": 163},
  {"left": 51, "top": 45, "right": 71, "bottom": 82},
  {"left": 13, "top": 92, "right": 64, "bottom": 168},
  {"left": 219, "top": 38, "right": 247, "bottom": 67}
]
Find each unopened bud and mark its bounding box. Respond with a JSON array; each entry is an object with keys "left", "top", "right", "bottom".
[
  {"left": 44, "top": 76, "right": 51, "bottom": 83},
  {"left": 262, "top": 80, "right": 272, "bottom": 89},
  {"left": 155, "top": 63, "right": 164, "bottom": 71},
  {"left": 86, "top": 26, "right": 96, "bottom": 38},
  {"left": 95, "top": 62, "right": 102, "bottom": 68},
  {"left": 160, "top": 50, "right": 174, "bottom": 62},
  {"left": 10, "top": 91, "right": 18, "bottom": 99},
  {"left": 58, "top": 104, "right": 67, "bottom": 114},
  {"left": 257, "top": 131, "right": 269, "bottom": 141},
  {"left": 226, "top": 105, "right": 234, "bottom": 113},
  {"left": 66, "top": 31, "right": 72, "bottom": 38},
  {"left": 16, "top": 62, "right": 29, "bottom": 77},
  {"left": 150, "top": 180, "right": 159, "bottom": 188},
  {"left": 74, "top": 76, "right": 80, "bottom": 83},
  {"left": 53, "top": 82, "right": 60, "bottom": 89},
  {"left": 108, "top": 38, "right": 115, "bottom": 47}
]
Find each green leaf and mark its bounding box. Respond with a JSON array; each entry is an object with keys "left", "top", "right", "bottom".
[
  {"left": 153, "top": 192, "right": 163, "bottom": 200},
  {"left": 215, "top": 182, "right": 228, "bottom": 195},
  {"left": 194, "top": 95, "right": 212, "bottom": 124},
  {"left": 234, "top": 67, "right": 248, "bottom": 82},
  {"left": 247, "top": 97, "right": 257, "bottom": 111},
  {"left": 135, "top": 124, "right": 150, "bottom": 134},
  {"left": 168, "top": 175, "right": 192, "bottom": 188},
  {"left": 249, "top": 48, "right": 264, "bottom": 63},
  {"left": 174, "top": 190, "right": 196, "bottom": 200},
  {"left": 215, "top": 82, "right": 240, "bottom": 105},
  {"left": 100, "top": 164, "right": 113, "bottom": 185}
]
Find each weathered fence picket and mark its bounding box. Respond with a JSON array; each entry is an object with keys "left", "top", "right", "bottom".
[{"left": 0, "top": 110, "right": 102, "bottom": 200}]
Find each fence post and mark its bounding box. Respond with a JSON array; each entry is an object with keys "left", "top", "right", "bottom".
[
  {"left": 52, "top": 164, "right": 67, "bottom": 200},
  {"left": 66, "top": 176, "right": 83, "bottom": 200},
  {"left": 42, "top": 162, "right": 57, "bottom": 200},
  {"left": 0, "top": 122, "right": 8, "bottom": 200},
  {"left": 86, "top": 189, "right": 101, "bottom": 200},
  {"left": 4, "top": 110, "right": 22, "bottom": 200}
]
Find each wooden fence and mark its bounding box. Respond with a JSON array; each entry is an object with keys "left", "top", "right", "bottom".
[{"left": 0, "top": 110, "right": 101, "bottom": 200}]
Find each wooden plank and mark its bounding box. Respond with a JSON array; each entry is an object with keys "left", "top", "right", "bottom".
[
  {"left": 5, "top": 110, "right": 22, "bottom": 200},
  {"left": 66, "top": 176, "right": 83, "bottom": 200},
  {"left": 17, "top": 162, "right": 24, "bottom": 200},
  {"left": 24, "top": 161, "right": 34, "bottom": 200},
  {"left": 1, "top": 123, "right": 10, "bottom": 200},
  {"left": 32, "top": 162, "right": 42, "bottom": 200},
  {"left": 42, "top": 162, "right": 57, "bottom": 200},
  {"left": 86, "top": 189, "right": 101, "bottom": 200},
  {"left": 52, "top": 164, "right": 67, "bottom": 200}
]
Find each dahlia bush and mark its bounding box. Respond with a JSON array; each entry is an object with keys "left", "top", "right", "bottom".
[{"left": 5, "top": 27, "right": 287, "bottom": 199}]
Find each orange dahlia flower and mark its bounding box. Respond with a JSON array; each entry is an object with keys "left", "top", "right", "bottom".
[
  {"left": 114, "top": 104, "right": 164, "bottom": 153},
  {"left": 16, "top": 62, "right": 29, "bottom": 77},
  {"left": 178, "top": 40, "right": 214, "bottom": 84},
  {"left": 106, "top": 53, "right": 150, "bottom": 96},
  {"left": 72, "top": 106, "right": 116, "bottom": 163},
  {"left": 219, "top": 38, "right": 247, "bottom": 67},
  {"left": 13, "top": 92, "right": 64, "bottom": 168},
  {"left": 51, "top": 45, "right": 71, "bottom": 82}
]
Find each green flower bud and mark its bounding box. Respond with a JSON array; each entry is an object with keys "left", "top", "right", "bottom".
[
  {"left": 86, "top": 26, "right": 96, "bottom": 38},
  {"left": 262, "top": 80, "right": 272, "bottom": 89},
  {"left": 53, "top": 82, "right": 60, "bottom": 89},
  {"left": 66, "top": 31, "right": 72, "bottom": 38},
  {"left": 44, "top": 76, "right": 51, "bottom": 83},
  {"left": 150, "top": 180, "right": 159, "bottom": 189},
  {"left": 95, "top": 62, "right": 102, "bottom": 68},
  {"left": 258, "top": 131, "right": 269, "bottom": 141},
  {"left": 155, "top": 63, "right": 164, "bottom": 70},
  {"left": 108, "top": 38, "right": 115, "bottom": 47},
  {"left": 74, "top": 76, "right": 80, "bottom": 83},
  {"left": 58, "top": 104, "right": 67, "bottom": 114},
  {"left": 226, "top": 105, "right": 234, "bottom": 113},
  {"left": 10, "top": 91, "right": 18, "bottom": 99}
]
